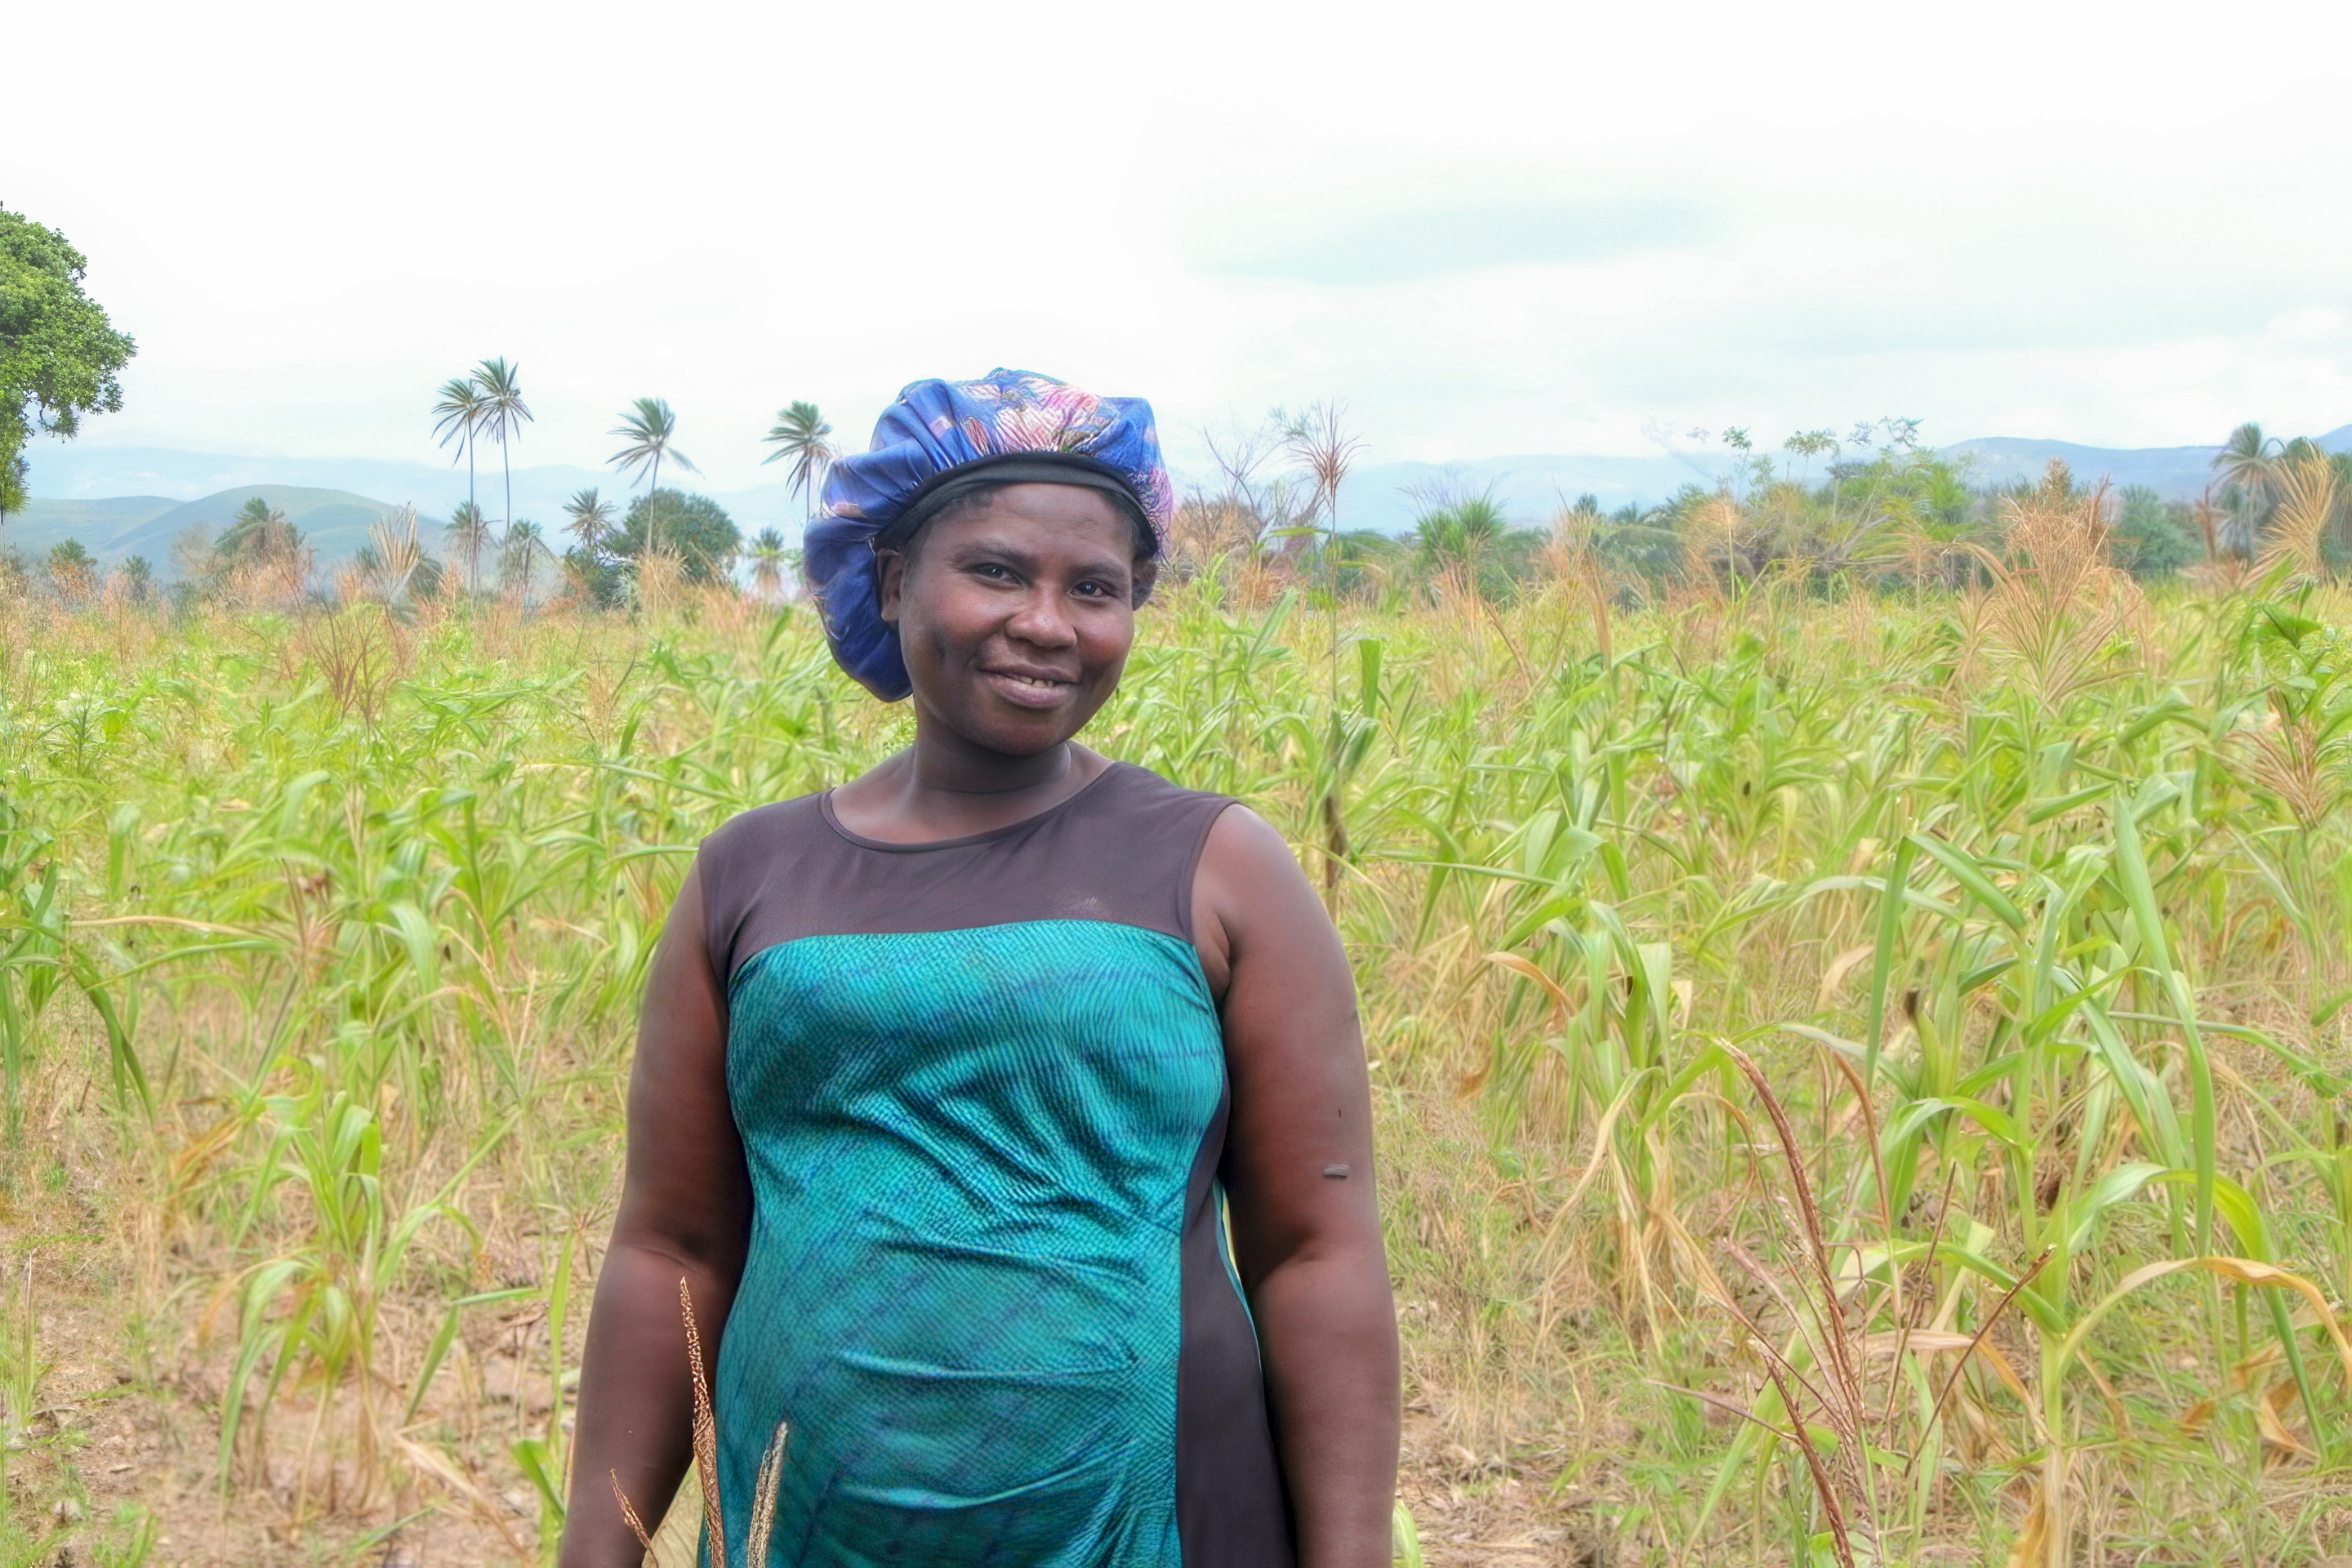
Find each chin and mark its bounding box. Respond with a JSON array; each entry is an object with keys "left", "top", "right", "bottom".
[
  {"left": 969, "top": 717, "right": 1080, "bottom": 757},
  {"left": 950, "top": 689, "right": 1094, "bottom": 755}
]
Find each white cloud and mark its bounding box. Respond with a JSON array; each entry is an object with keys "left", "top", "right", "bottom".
[{"left": 8, "top": 0, "right": 2350, "bottom": 493}]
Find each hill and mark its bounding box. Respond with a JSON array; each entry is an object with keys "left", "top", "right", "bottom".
[
  {"left": 2, "top": 496, "right": 182, "bottom": 563},
  {"left": 1328, "top": 424, "right": 2352, "bottom": 532},
  {"left": 21, "top": 445, "right": 810, "bottom": 546},
  {"left": 20, "top": 425, "right": 2352, "bottom": 547},
  {"left": 5, "top": 487, "right": 439, "bottom": 577}
]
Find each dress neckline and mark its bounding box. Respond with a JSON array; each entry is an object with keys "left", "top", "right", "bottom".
[{"left": 818, "top": 760, "right": 1125, "bottom": 853}]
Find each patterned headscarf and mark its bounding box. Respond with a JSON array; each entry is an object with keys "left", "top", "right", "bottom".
[{"left": 804, "top": 369, "right": 1176, "bottom": 702}]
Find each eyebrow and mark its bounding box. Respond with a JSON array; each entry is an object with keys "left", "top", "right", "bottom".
[{"left": 947, "top": 534, "right": 1132, "bottom": 580}]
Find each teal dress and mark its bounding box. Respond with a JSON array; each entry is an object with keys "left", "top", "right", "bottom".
[{"left": 695, "top": 764, "right": 1294, "bottom": 1566}]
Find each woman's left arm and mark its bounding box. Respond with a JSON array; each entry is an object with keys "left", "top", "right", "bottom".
[{"left": 1196, "top": 805, "right": 1400, "bottom": 1568}]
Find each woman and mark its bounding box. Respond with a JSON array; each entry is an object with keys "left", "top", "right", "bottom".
[{"left": 563, "top": 370, "right": 1398, "bottom": 1568}]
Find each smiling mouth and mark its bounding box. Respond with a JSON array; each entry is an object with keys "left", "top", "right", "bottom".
[{"left": 981, "top": 668, "right": 1076, "bottom": 706}]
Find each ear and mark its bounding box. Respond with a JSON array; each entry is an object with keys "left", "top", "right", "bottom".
[
  {"left": 1129, "top": 556, "right": 1160, "bottom": 608},
  {"left": 876, "top": 548, "right": 908, "bottom": 626}
]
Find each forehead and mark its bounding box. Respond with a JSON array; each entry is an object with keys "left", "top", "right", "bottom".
[{"left": 931, "top": 483, "right": 1132, "bottom": 553}]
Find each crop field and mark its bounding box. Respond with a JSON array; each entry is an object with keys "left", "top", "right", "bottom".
[{"left": 2, "top": 493, "right": 2352, "bottom": 1567}]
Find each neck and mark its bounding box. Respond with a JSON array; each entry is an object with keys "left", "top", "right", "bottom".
[{"left": 904, "top": 705, "right": 1073, "bottom": 800}]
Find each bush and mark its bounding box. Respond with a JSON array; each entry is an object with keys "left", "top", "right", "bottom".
[
  {"left": 2114, "top": 484, "right": 2199, "bottom": 577},
  {"left": 614, "top": 489, "right": 739, "bottom": 584}
]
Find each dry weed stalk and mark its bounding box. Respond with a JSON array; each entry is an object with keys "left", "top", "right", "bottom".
[
  {"left": 635, "top": 544, "right": 688, "bottom": 624},
  {"left": 288, "top": 608, "right": 412, "bottom": 723},
  {"left": 606, "top": 1280, "right": 787, "bottom": 1568},
  {"left": 681, "top": 1277, "right": 726, "bottom": 1568},
  {"left": 1967, "top": 482, "right": 2140, "bottom": 703},
  {"left": 1694, "top": 1047, "right": 2047, "bottom": 1568},
  {"left": 2187, "top": 485, "right": 2254, "bottom": 593},
  {"left": 609, "top": 1472, "right": 654, "bottom": 1552},
  {"left": 2256, "top": 452, "right": 2338, "bottom": 586},
  {"left": 2234, "top": 696, "right": 2342, "bottom": 831},
  {"left": 1682, "top": 494, "right": 1748, "bottom": 587},
  {"left": 50, "top": 558, "right": 100, "bottom": 607},
  {"left": 1543, "top": 502, "right": 1617, "bottom": 662},
  {"left": 1167, "top": 496, "right": 1264, "bottom": 575},
  {"left": 363, "top": 505, "right": 426, "bottom": 604}
]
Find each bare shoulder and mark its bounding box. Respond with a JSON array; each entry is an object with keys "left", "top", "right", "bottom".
[
  {"left": 1196, "top": 804, "right": 1312, "bottom": 898},
  {"left": 1192, "top": 804, "right": 1341, "bottom": 999}
]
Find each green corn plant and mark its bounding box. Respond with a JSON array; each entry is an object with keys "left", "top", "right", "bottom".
[
  {"left": 216, "top": 1075, "right": 510, "bottom": 1507},
  {"left": 0, "top": 1260, "right": 45, "bottom": 1489},
  {"left": 11, "top": 556, "right": 2352, "bottom": 1560}
]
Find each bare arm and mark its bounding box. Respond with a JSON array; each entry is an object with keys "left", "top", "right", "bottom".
[
  {"left": 560, "top": 862, "right": 754, "bottom": 1568},
  {"left": 1196, "top": 807, "right": 1399, "bottom": 1568}
]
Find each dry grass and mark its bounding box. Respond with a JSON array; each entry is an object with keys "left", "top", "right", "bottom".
[{"left": 2, "top": 549, "right": 2352, "bottom": 1566}]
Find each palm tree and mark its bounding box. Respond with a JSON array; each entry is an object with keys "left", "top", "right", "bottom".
[
  {"left": 1410, "top": 493, "right": 1512, "bottom": 574},
  {"left": 432, "top": 376, "right": 491, "bottom": 519},
  {"left": 564, "top": 488, "right": 617, "bottom": 558},
  {"left": 473, "top": 358, "right": 533, "bottom": 538},
  {"left": 610, "top": 398, "right": 699, "bottom": 552},
  {"left": 500, "top": 519, "right": 551, "bottom": 604},
  {"left": 2212, "top": 421, "right": 2280, "bottom": 559},
  {"left": 217, "top": 497, "right": 301, "bottom": 566},
  {"left": 444, "top": 500, "right": 493, "bottom": 598},
  {"left": 761, "top": 401, "right": 835, "bottom": 523},
  {"left": 747, "top": 527, "right": 790, "bottom": 601}
]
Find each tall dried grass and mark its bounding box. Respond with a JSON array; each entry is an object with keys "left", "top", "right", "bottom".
[
  {"left": 2259, "top": 453, "right": 2340, "bottom": 586},
  {"left": 1965, "top": 481, "right": 2143, "bottom": 703},
  {"left": 7, "top": 562, "right": 2352, "bottom": 1565}
]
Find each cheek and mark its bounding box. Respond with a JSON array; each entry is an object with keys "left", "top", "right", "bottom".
[
  {"left": 1078, "top": 610, "right": 1137, "bottom": 675},
  {"left": 901, "top": 576, "right": 987, "bottom": 653}
]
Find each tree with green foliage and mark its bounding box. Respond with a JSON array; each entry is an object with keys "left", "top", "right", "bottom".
[
  {"left": 473, "top": 357, "right": 532, "bottom": 536},
  {"left": 119, "top": 555, "right": 154, "bottom": 600},
  {"left": 1782, "top": 429, "right": 1838, "bottom": 485},
  {"left": 561, "top": 546, "right": 624, "bottom": 609},
  {"left": 762, "top": 401, "right": 835, "bottom": 525},
  {"left": 499, "top": 519, "right": 552, "bottom": 602},
  {"left": 46, "top": 537, "right": 96, "bottom": 600},
  {"left": 431, "top": 375, "right": 490, "bottom": 523},
  {"left": 609, "top": 399, "right": 697, "bottom": 550},
  {"left": 2211, "top": 421, "right": 2278, "bottom": 559},
  {"left": 614, "top": 489, "right": 738, "bottom": 583},
  {"left": 2113, "top": 484, "right": 2198, "bottom": 578},
  {"left": 564, "top": 488, "right": 617, "bottom": 558},
  {"left": 215, "top": 497, "right": 302, "bottom": 568},
  {"left": 1407, "top": 490, "right": 1543, "bottom": 599},
  {"left": 1, "top": 205, "right": 136, "bottom": 521},
  {"left": 443, "top": 500, "right": 493, "bottom": 597},
  {"left": 746, "top": 526, "right": 791, "bottom": 601}
]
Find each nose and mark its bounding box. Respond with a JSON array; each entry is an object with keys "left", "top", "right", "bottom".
[{"left": 1005, "top": 586, "right": 1078, "bottom": 649}]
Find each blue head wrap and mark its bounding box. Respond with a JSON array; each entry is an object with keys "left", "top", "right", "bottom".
[{"left": 804, "top": 368, "right": 1176, "bottom": 701}]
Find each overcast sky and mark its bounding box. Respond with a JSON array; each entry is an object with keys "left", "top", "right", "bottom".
[{"left": 11, "top": 0, "right": 2352, "bottom": 490}]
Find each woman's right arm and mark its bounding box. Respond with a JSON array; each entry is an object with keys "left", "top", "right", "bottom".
[{"left": 560, "top": 861, "right": 754, "bottom": 1568}]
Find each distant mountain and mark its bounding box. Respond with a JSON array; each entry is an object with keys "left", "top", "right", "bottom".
[
  {"left": 1328, "top": 424, "right": 2352, "bottom": 532},
  {"left": 20, "top": 425, "right": 2352, "bottom": 551},
  {"left": 2, "top": 496, "right": 182, "bottom": 562},
  {"left": 3, "top": 486, "right": 430, "bottom": 577},
  {"left": 1936, "top": 437, "right": 2213, "bottom": 495},
  {"left": 1334, "top": 454, "right": 1712, "bottom": 534},
  {"left": 11, "top": 467, "right": 817, "bottom": 579},
  {"left": 20, "top": 444, "right": 812, "bottom": 544}
]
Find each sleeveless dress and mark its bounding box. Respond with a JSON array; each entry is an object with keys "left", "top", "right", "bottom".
[{"left": 695, "top": 762, "right": 1296, "bottom": 1567}]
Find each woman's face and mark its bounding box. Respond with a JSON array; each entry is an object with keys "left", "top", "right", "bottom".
[{"left": 879, "top": 483, "right": 1147, "bottom": 758}]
